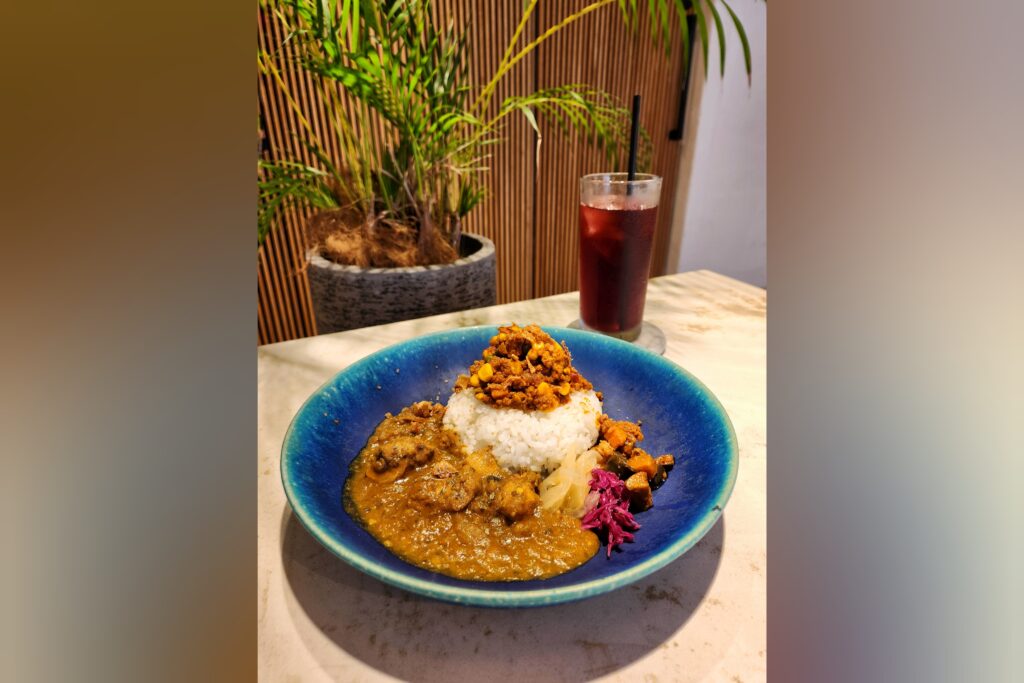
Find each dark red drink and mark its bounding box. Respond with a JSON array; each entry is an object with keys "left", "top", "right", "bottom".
[{"left": 579, "top": 202, "right": 658, "bottom": 338}]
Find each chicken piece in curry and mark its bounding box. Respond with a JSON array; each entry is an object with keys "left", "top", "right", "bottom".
[{"left": 344, "top": 401, "right": 599, "bottom": 581}]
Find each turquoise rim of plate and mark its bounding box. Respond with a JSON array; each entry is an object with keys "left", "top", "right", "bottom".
[{"left": 281, "top": 325, "right": 739, "bottom": 607}]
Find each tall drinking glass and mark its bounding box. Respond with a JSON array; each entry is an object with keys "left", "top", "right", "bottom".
[{"left": 578, "top": 173, "right": 663, "bottom": 342}]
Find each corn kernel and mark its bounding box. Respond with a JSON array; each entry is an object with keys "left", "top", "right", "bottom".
[
  {"left": 478, "top": 363, "right": 494, "bottom": 381},
  {"left": 537, "top": 381, "right": 551, "bottom": 395},
  {"left": 475, "top": 392, "right": 486, "bottom": 401},
  {"left": 559, "top": 383, "right": 571, "bottom": 396},
  {"left": 469, "top": 374, "right": 480, "bottom": 387}
]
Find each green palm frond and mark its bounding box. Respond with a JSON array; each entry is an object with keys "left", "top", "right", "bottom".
[
  {"left": 474, "top": 0, "right": 753, "bottom": 116},
  {"left": 498, "top": 85, "right": 653, "bottom": 171},
  {"left": 258, "top": 160, "right": 339, "bottom": 246},
  {"left": 631, "top": 0, "right": 747, "bottom": 77},
  {"left": 721, "top": 0, "right": 752, "bottom": 82}
]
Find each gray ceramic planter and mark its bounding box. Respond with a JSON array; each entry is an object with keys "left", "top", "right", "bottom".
[{"left": 306, "top": 232, "right": 497, "bottom": 334}]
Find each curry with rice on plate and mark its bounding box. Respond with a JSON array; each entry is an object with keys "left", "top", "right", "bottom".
[{"left": 344, "top": 324, "right": 678, "bottom": 581}]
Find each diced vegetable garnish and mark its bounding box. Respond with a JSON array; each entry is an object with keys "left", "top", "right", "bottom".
[
  {"left": 604, "top": 425, "right": 627, "bottom": 449},
  {"left": 624, "top": 471, "right": 653, "bottom": 510},
  {"left": 626, "top": 451, "right": 658, "bottom": 478}
]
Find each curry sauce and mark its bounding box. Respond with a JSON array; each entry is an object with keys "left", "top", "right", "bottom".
[{"left": 344, "top": 401, "right": 599, "bottom": 581}]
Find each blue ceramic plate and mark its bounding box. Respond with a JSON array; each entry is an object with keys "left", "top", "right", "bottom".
[{"left": 282, "top": 326, "right": 738, "bottom": 607}]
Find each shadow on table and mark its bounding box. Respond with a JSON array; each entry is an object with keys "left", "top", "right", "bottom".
[{"left": 281, "top": 508, "right": 724, "bottom": 682}]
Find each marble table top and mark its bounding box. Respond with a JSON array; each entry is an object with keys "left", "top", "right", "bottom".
[{"left": 258, "top": 270, "right": 766, "bottom": 682}]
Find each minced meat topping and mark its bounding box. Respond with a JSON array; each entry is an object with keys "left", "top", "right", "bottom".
[{"left": 453, "top": 324, "right": 594, "bottom": 411}]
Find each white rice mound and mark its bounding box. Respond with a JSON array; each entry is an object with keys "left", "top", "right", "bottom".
[{"left": 443, "top": 389, "right": 602, "bottom": 472}]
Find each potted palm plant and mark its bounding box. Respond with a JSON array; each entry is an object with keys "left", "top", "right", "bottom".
[{"left": 258, "top": 0, "right": 750, "bottom": 333}]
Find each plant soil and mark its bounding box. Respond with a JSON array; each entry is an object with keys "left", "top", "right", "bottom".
[{"left": 306, "top": 209, "right": 459, "bottom": 268}]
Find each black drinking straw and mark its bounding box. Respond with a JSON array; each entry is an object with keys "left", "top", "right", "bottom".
[
  {"left": 619, "top": 94, "right": 642, "bottom": 333},
  {"left": 626, "top": 94, "right": 641, "bottom": 186}
]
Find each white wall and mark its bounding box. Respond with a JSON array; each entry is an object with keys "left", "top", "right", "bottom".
[{"left": 670, "top": 0, "right": 766, "bottom": 287}]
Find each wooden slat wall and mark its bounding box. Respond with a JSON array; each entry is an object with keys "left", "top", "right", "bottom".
[
  {"left": 258, "top": 8, "right": 319, "bottom": 342},
  {"left": 258, "top": 2, "right": 685, "bottom": 344}
]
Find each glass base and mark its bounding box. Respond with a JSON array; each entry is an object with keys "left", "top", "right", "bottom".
[{"left": 568, "top": 319, "right": 667, "bottom": 356}]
